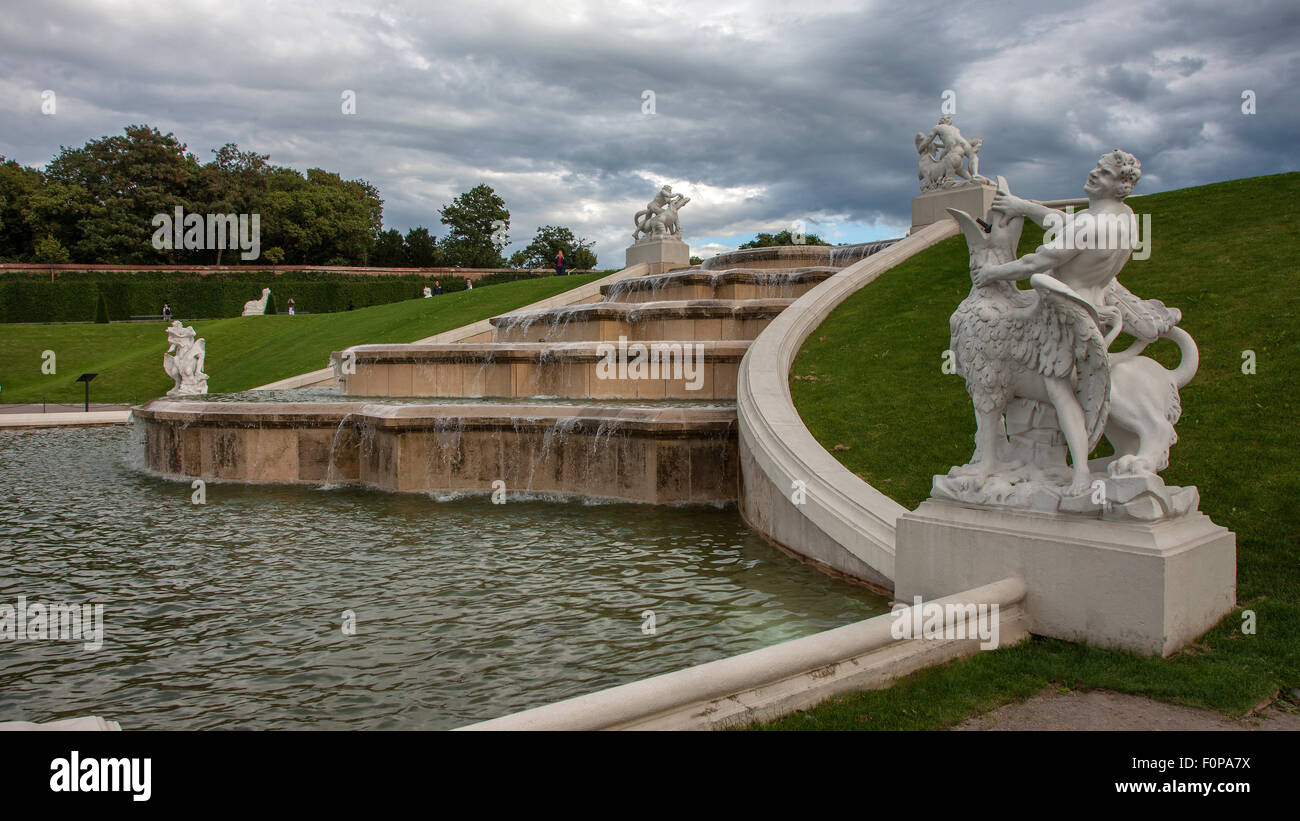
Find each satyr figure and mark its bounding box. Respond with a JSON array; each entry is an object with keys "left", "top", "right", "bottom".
[
  {"left": 936, "top": 152, "right": 1200, "bottom": 520},
  {"left": 164, "top": 320, "right": 209, "bottom": 396},
  {"left": 633, "top": 185, "right": 690, "bottom": 242},
  {"left": 917, "top": 116, "right": 988, "bottom": 191}
]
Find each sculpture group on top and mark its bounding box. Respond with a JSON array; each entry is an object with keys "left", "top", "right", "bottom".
[
  {"left": 632, "top": 184, "right": 690, "bottom": 243},
  {"left": 916, "top": 116, "right": 989, "bottom": 192},
  {"left": 935, "top": 150, "right": 1200, "bottom": 521}
]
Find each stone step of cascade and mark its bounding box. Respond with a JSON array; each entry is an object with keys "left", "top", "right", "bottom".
[
  {"left": 700, "top": 239, "right": 898, "bottom": 271},
  {"left": 135, "top": 399, "right": 739, "bottom": 504},
  {"left": 489, "top": 298, "right": 794, "bottom": 343},
  {"left": 600, "top": 266, "right": 837, "bottom": 303},
  {"left": 333, "top": 341, "right": 751, "bottom": 400}
]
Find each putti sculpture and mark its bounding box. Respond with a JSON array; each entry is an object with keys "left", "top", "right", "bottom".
[
  {"left": 936, "top": 152, "right": 1199, "bottom": 521},
  {"left": 916, "top": 115, "right": 988, "bottom": 191},
  {"left": 163, "top": 320, "right": 209, "bottom": 396},
  {"left": 632, "top": 185, "right": 690, "bottom": 242}
]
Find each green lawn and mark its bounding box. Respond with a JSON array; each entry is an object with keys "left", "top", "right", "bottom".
[
  {"left": 0, "top": 273, "right": 604, "bottom": 404},
  {"left": 756, "top": 172, "right": 1300, "bottom": 729}
]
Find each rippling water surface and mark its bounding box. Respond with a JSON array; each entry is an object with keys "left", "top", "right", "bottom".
[{"left": 0, "top": 426, "right": 887, "bottom": 730}]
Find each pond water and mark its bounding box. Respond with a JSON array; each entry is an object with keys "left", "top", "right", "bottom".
[{"left": 0, "top": 426, "right": 887, "bottom": 729}]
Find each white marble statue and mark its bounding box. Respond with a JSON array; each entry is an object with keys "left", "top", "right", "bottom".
[
  {"left": 423, "top": 286, "right": 432, "bottom": 298},
  {"left": 633, "top": 185, "right": 690, "bottom": 242},
  {"left": 934, "top": 154, "right": 1200, "bottom": 521},
  {"left": 163, "top": 320, "right": 209, "bottom": 396},
  {"left": 241, "top": 287, "right": 271, "bottom": 316},
  {"left": 917, "top": 116, "right": 988, "bottom": 192}
]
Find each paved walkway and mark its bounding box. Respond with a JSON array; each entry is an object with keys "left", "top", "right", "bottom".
[
  {"left": 0, "top": 404, "right": 133, "bottom": 428},
  {"left": 954, "top": 688, "right": 1300, "bottom": 731}
]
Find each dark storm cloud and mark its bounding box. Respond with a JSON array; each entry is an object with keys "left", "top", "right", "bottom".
[{"left": 2, "top": 0, "right": 1296, "bottom": 262}]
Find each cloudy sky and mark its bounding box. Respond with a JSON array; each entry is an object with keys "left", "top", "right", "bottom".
[{"left": 2, "top": 0, "right": 1296, "bottom": 264}]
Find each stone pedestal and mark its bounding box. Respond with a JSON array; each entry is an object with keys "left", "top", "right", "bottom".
[
  {"left": 895, "top": 499, "right": 1236, "bottom": 657},
  {"left": 626, "top": 237, "right": 691, "bottom": 275},
  {"left": 910, "top": 183, "right": 996, "bottom": 234}
]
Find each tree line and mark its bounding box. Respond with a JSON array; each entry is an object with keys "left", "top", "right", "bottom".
[{"left": 0, "top": 124, "right": 598, "bottom": 269}]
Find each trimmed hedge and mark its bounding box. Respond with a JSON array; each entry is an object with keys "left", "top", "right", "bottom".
[{"left": 0, "top": 270, "right": 554, "bottom": 323}]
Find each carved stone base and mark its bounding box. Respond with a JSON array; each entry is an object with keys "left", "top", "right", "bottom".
[
  {"left": 166, "top": 377, "right": 208, "bottom": 397},
  {"left": 896, "top": 499, "right": 1237, "bottom": 656},
  {"left": 626, "top": 237, "right": 690, "bottom": 275},
  {"left": 910, "top": 182, "right": 996, "bottom": 234},
  {"left": 932, "top": 467, "right": 1200, "bottom": 522}
]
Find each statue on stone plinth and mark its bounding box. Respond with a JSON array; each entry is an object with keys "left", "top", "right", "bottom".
[
  {"left": 633, "top": 185, "right": 690, "bottom": 242},
  {"left": 163, "top": 320, "right": 209, "bottom": 396},
  {"left": 935, "top": 151, "right": 1200, "bottom": 521},
  {"left": 916, "top": 116, "right": 988, "bottom": 191}
]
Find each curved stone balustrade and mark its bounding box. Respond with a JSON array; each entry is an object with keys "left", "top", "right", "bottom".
[{"left": 736, "top": 220, "right": 958, "bottom": 590}]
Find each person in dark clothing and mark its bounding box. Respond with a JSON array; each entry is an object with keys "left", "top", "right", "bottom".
[
  {"left": 555, "top": 249, "right": 566, "bottom": 276},
  {"left": 434, "top": 280, "right": 443, "bottom": 295},
  {"left": 162, "top": 302, "right": 172, "bottom": 321}
]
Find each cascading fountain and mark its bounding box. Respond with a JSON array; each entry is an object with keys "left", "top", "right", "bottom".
[{"left": 132, "top": 237, "right": 899, "bottom": 507}]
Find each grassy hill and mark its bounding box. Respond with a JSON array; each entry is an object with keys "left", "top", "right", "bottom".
[
  {"left": 0, "top": 272, "right": 604, "bottom": 404},
  {"left": 757, "top": 172, "right": 1300, "bottom": 729}
]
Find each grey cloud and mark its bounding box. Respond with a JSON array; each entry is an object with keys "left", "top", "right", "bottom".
[{"left": 1, "top": 0, "right": 1297, "bottom": 263}]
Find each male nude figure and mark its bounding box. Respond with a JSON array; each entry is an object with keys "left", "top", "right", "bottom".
[
  {"left": 633, "top": 185, "right": 688, "bottom": 240},
  {"left": 921, "top": 116, "right": 986, "bottom": 184},
  {"left": 976, "top": 149, "right": 1142, "bottom": 309},
  {"left": 971, "top": 150, "right": 1143, "bottom": 494}
]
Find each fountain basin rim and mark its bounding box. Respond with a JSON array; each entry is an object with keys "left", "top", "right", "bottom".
[
  {"left": 331, "top": 340, "right": 752, "bottom": 365},
  {"left": 134, "top": 399, "right": 738, "bottom": 433}
]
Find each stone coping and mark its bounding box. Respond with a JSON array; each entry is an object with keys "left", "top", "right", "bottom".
[
  {"left": 333, "top": 340, "right": 752, "bottom": 364},
  {"left": 458, "top": 577, "right": 1027, "bottom": 730},
  {"left": 134, "top": 399, "right": 736, "bottom": 435},
  {"left": 491, "top": 297, "right": 794, "bottom": 326},
  {"left": 701, "top": 240, "right": 899, "bottom": 271},
  {"left": 736, "top": 219, "right": 960, "bottom": 586}
]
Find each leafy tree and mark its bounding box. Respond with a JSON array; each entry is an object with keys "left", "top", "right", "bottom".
[
  {"left": 404, "top": 226, "right": 439, "bottom": 267},
  {"left": 509, "top": 225, "right": 597, "bottom": 270},
  {"left": 439, "top": 184, "right": 508, "bottom": 268},
  {"left": 737, "top": 229, "right": 832, "bottom": 249},
  {"left": 33, "top": 234, "right": 70, "bottom": 263},
  {"left": 689, "top": 256, "right": 703, "bottom": 265},
  {"left": 260, "top": 167, "right": 381, "bottom": 265},
  {"left": 371, "top": 228, "right": 408, "bottom": 267},
  {"left": 43, "top": 124, "right": 203, "bottom": 263},
  {"left": 0, "top": 157, "right": 47, "bottom": 261},
  {"left": 201, "top": 143, "right": 270, "bottom": 264}
]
